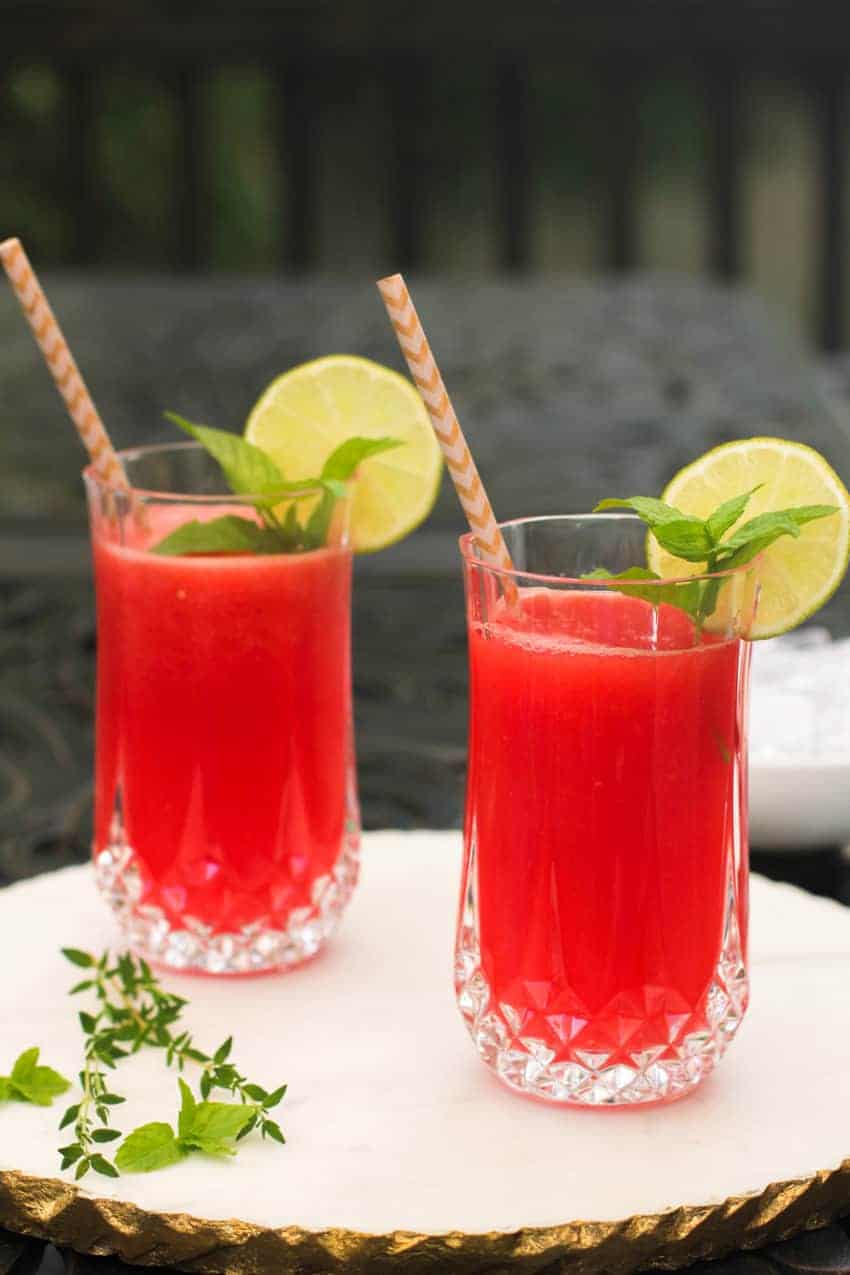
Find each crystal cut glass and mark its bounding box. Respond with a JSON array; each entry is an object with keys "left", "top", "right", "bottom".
[
  {"left": 85, "top": 443, "right": 360, "bottom": 974},
  {"left": 456, "top": 514, "right": 757, "bottom": 1105}
]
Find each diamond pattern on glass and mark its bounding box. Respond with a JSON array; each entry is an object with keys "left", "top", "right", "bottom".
[
  {"left": 94, "top": 810, "right": 360, "bottom": 975},
  {"left": 455, "top": 844, "right": 748, "bottom": 1106}
]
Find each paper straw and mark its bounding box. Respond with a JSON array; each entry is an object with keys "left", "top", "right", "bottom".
[
  {"left": 0, "top": 237, "right": 130, "bottom": 493},
  {"left": 377, "top": 273, "right": 515, "bottom": 575}
]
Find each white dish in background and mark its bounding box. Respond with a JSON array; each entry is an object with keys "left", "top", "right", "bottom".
[
  {"left": 748, "top": 628, "right": 850, "bottom": 851},
  {"left": 749, "top": 756, "right": 850, "bottom": 850}
]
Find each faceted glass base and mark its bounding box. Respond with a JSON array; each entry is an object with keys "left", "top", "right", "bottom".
[
  {"left": 94, "top": 818, "right": 360, "bottom": 975},
  {"left": 454, "top": 857, "right": 748, "bottom": 1106}
]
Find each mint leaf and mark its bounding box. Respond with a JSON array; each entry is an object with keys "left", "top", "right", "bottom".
[
  {"left": 594, "top": 496, "right": 714, "bottom": 561},
  {"left": 177, "top": 1077, "right": 196, "bottom": 1140},
  {"left": 174, "top": 1094, "right": 259, "bottom": 1157},
  {"left": 279, "top": 503, "right": 303, "bottom": 550},
  {"left": 115, "top": 1122, "right": 185, "bottom": 1173},
  {"left": 321, "top": 436, "right": 401, "bottom": 482},
  {"left": 7, "top": 1048, "right": 71, "bottom": 1106},
  {"left": 649, "top": 520, "right": 715, "bottom": 563},
  {"left": 9, "top": 1047, "right": 40, "bottom": 1082},
  {"left": 180, "top": 1135, "right": 238, "bottom": 1158},
  {"left": 183, "top": 1099, "right": 257, "bottom": 1143},
  {"left": 718, "top": 502, "right": 835, "bottom": 569},
  {"left": 320, "top": 478, "right": 348, "bottom": 500},
  {"left": 782, "top": 504, "right": 838, "bottom": 526},
  {"left": 719, "top": 509, "right": 801, "bottom": 552},
  {"left": 9, "top": 1066, "right": 71, "bottom": 1106},
  {"left": 713, "top": 509, "right": 826, "bottom": 569},
  {"left": 696, "top": 576, "right": 725, "bottom": 623},
  {"left": 584, "top": 567, "right": 705, "bottom": 623},
  {"left": 151, "top": 516, "right": 285, "bottom": 557},
  {"left": 583, "top": 566, "right": 659, "bottom": 587},
  {"left": 302, "top": 488, "right": 337, "bottom": 550},
  {"left": 594, "top": 496, "right": 692, "bottom": 526},
  {"left": 299, "top": 437, "right": 401, "bottom": 549},
  {"left": 299, "top": 478, "right": 346, "bottom": 550},
  {"left": 165, "top": 413, "right": 285, "bottom": 498},
  {"left": 705, "top": 487, "right": 761, "bottom": 543}
]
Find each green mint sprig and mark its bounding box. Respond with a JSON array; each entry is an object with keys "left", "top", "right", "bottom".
[
  {"left": 114, "top": 1078, "right": 271, "bottom": 1173},
  {"left": 589, "top": 487, "right": 837, "bottom": 626},
  {"left": 164, "top": 1031, "right": 286, "bottom": 1143},
  {"left": 56, "top": 947, "right": 286, "bottom": 1179},
  {"left": 152, "top": 413, "right": 401, "bottom": 556},
  {"left": 0, "top": 1048, "right": 70, "bottom": 1107},
  {"left": 583, "top": 564, "right": 706, "bottom": 617}
]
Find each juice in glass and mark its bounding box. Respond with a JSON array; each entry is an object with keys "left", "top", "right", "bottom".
[
  {"left": 456, "top": 514, "right": 757, "bottom": 1105},
  {"left": 87, "top": 444, "right": 359, "bottom": 974}
]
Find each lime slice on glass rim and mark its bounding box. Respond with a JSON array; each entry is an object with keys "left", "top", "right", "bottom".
[
  {"left": 646, "top": 437, "right": 850, "bottom": 638},
  {"left": 245, "top": 355, "right": 443, "bottom": 553}
]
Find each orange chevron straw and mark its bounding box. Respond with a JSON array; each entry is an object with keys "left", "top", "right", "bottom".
[
  {"left": 377, "top": 273, "right": 516, "bottom": 577},
  {"left": 0, "top": 237, "right": 130, "bottom": 493}
]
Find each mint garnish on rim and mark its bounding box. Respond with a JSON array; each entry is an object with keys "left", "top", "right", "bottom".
[
  {"left": 589, "top": 487, "right": 838, "bottom": 626},
  {"left": 151, "top": 412, "right": 401, "bottom": 557}
]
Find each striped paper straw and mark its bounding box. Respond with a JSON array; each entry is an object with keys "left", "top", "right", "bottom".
[
  {"left": 377, "top": 273, "right": 515, "bottom": 574},
  {"left": 0, "top": 237, "right": 130, "bottom": 493}
]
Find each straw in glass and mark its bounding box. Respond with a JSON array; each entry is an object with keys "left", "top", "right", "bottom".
[
  {"left": 377, "top": 273, "right": 515, "bottom": 575},
  {"left": 0, "top": 237, "right": 130, "bottom": 493}
]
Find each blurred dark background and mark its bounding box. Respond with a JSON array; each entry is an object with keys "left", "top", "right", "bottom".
[
  {"left": 3, "top": 0, "right": 850, "bottom": 887},
  {"left": 6, "top": 0, "right": 850, "bottom": 344}
]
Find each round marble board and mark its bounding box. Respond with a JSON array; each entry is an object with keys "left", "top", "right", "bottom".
[{"left": 0, "top": 831, "right": 849, "bottom": 1274}]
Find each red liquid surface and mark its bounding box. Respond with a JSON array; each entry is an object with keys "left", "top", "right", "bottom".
[
  {"left": 464, "top": 589, "right": 748, "bottom": 1059},
  {"left": 92, "top": 517, "right": 352, "bottom": 933}
]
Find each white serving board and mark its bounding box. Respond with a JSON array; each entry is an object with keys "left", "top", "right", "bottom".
[{"left": 0, "top": 831, "right": 849, "bottom": 1238}]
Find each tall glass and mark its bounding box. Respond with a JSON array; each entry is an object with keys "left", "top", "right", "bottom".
[
  {"left": 85, "top": 443, "right": 360, "bottom": 974},
  {"left": 456, "top": 514, "right": 758, "bottom": 1105}
]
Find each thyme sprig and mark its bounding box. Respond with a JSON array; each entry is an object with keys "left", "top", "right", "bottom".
[{"left": 57, "top": 948, "right": 286, "bottom": 1177}]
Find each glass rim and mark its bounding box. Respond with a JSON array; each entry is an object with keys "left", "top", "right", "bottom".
[
  {"left": 83, "top": 441, "right": 339, "bottom": 505},
  {"left": 458, "top": 513, "right": 759, "bottom": 586}
]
